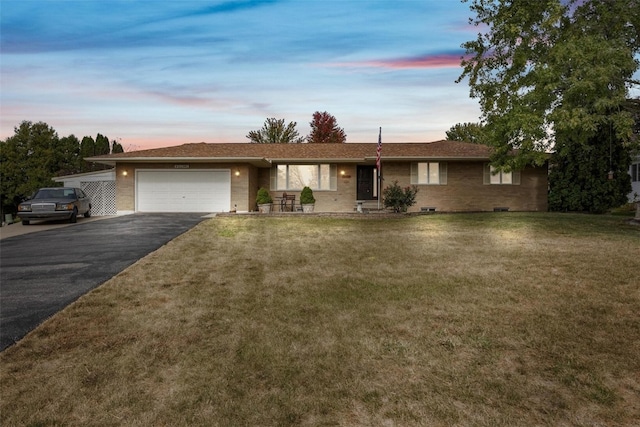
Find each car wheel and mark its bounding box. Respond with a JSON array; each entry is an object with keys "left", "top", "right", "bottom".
[
  {"left": 70, "top": 209, "right": 77, "bottom": 223},
  {"left": 84, "top": 209, "right": 91, "bottom": 218},
  {"left": 22, "top": 219, "right": 30, "bottom": 225}
]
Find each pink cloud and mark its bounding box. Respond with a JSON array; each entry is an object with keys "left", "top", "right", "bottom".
[{"left": 326, "top": 53, "right": 468, "bottom": 70}]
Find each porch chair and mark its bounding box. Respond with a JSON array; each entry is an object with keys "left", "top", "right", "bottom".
[{"left": 280, "top": 193, "right": 296, "bottom": 212}]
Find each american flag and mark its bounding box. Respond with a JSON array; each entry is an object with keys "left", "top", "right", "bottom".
[{"left": 376, "top": 127, "right": 382, "bottom": 172}]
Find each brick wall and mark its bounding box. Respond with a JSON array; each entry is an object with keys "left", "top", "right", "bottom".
[
  {"left": 117, "top": 161, "right": 548, "bottom": 213},
  {"left": 381, "top": 161, "right": 548, "bottom": 212}
]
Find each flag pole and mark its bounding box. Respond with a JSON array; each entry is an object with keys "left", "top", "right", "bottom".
[{"left": 376, "top": 127, "right": 382, "bottom": 210}]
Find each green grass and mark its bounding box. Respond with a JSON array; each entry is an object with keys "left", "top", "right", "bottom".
[{"left": 1, "top": 213, "right": 639, "bottom": 426}]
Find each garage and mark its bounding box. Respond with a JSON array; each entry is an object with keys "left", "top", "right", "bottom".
[{"left": 136, "top": 170, "right": 230, "bottom": 212}]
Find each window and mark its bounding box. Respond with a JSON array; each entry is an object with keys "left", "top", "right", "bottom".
[
  {"left": 272, "top": 164, "right": 337, "bottom": 190},
  {"left": 411, "top": 162, "right": 447, "bottom": 185},
  {"left": 632, "top": 163, "right": 639, "bottom": 182},
  {"left": 484, "top": 164, "right": 520, "bottom": 185}
]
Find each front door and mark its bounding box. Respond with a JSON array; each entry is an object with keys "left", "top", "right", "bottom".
[{"left": 357, "top": 166, "right": 377, "bottom": 200}]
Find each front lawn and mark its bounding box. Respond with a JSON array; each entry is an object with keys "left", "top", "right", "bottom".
[{"left": 1, "top": 213, "right": 638, "bottom": 426}]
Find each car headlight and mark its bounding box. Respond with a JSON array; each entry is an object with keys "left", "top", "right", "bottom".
[
  {"left": 18, "top": 204, "right": 31, "bottom": 212},
  {"left": 55, "top": 202, "right": 74, "bottom": 211}
]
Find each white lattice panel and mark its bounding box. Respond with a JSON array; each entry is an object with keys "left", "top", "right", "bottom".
[{"left": 82, "top": 181, "right": 117, "bottom": 216}]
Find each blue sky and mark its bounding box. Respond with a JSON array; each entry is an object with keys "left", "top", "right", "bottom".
[{"left": 1, "top": 0, "right": 482, "bottom": 150}]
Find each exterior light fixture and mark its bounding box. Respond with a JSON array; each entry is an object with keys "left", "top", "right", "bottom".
[
  {"left": 340, "top": 170, "right": 345, "bottom": 176},
  {"left": 122, "top": 170, "right": 128, "bottom": 176},
  {"left": 235, "top": 170, "right": 240, "bottom": 177}
]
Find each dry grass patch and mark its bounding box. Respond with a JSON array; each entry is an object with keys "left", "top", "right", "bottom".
[{"left": 1, "top": 213, "right": 639, "bottom": 426}]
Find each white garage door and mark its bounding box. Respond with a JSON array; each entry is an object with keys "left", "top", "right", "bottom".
[{"left": 136, "top": 170, "right": 230, "bottom": 212}]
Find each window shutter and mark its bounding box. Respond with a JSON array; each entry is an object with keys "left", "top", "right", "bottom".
[
  {"left": 439, "top": 162, "right": 447, "bottom": 185},
  {"left": 270, "top": 166, "right": 277, "bottom": 190},
  {"left": 330, "top": 164, "right": 337, "bottom": 190},
  {"left": 512, "top": 169, "right": 521, "bottom": 185},
  {"left": 483, "top": 163, "right": 491, "bottom": 185},
  {"left": 410, "top": 163, "right": 418, "bottom": 184}
]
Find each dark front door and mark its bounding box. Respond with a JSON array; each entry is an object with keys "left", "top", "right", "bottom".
[{"left": 357, "top": 166, "right": 377, "bottom": 200}]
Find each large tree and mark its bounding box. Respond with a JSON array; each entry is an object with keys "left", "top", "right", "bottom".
[
  {"left": 246, "top": 118, "right": 305, "bottom": 144},
  {"left": 95, "top": 133, "right": 110, "bottom": 156},
  {"left": 549, "top": 126, "right": 632, "bottom": 213},
  {"left": 0, "top": 121, "right": 64, "bottom": 214},
  {"left": 79, "top": 134, "right": 112, "bottom": 171},
  {"left": 79, "top": 136, "right": 96, "bottom": 172},
  {"left": 459, "top": 0, "right": 639, "bottom": 210},
  {"left": 446, "top": 122, "right": 486, "bottom": 144},
  {"left": 57, "top": 134, "right": 82, "bottom": 176},
  {"left": 111, "top": 139, "right": 124, "bottom": 153},
  {"left": 308, "top": 111, "right": 346, "bottom": 143}
]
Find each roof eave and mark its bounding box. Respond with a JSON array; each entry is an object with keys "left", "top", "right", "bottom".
[
  {"left": 86, "top": 156, "right": 273, "bottom": 167},
  {"left": 268, "top": 157, "right": 367, "bottom": 163},
  {"left": 370, "top": 156, "right": 491, "bottom": 161}
]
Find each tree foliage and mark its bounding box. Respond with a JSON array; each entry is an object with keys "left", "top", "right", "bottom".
[
  {"left": 246, "top": 118, "right": 305, "bottom": 144},
  {"left": 95, "top": 133, "right": 110, "bottom": 157},
  {"left": 549, "top": 126, "right": 632, "bottom": 213},
  {"left": 79, "top": 136, "right": 96, "bottom": 172},
  {"left": 459, "top": 0, "right": 640, "bottom": 210},
  {"left": 1, "top": 121, "right": 118, "bottom": 214},
  {"left": 79, "top": 134, "right": 117, "bottom": 171},
  {"left": 308, "top": 111, "right": 346, "bottom": 143},
  {"left": 382, "top": 181, "right": 419, "bottom": 213},
  {"left": 446, "top": 122, "right": 487, "bottom": 144},
  {"left": 112, "top": 139, "right": 124, "bottom": 153},
  {"left": 1, "top": 121, "right": 63, "bottom": 213}
]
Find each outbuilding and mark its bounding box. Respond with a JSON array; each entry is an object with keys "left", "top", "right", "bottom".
[{"left": 52, "top": 169, "right": 117, "bottom": 216}]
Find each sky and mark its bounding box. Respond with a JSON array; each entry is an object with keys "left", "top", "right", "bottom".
[{"left": 0, "top": 0, "right": 483, "bottom": 151}]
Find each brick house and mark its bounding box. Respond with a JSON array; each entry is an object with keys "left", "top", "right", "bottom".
[{"left": 86, "top": 140, "right": 548, "bottom": 214}]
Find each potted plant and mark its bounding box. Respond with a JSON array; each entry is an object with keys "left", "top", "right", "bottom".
[
  {"left": 256, "top": 187, "right": 273, "bottom": 213},
  {"left": 300, "top": 186, "right": 315, "bottom": 213}
]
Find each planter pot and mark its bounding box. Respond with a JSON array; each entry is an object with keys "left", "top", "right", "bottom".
[
  {"left": 258, "top": 203, "right": 272, "bottom": 213},
  {"left": 302, "top": 204, "right": 315, "bottom": 213}
]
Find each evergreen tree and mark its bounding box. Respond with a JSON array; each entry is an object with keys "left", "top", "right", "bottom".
[
  {"left": 79, "top": 136, "right": 96, "bottom": 172},
  {"left": 57, "top": 134, "right": 82, "bottom": 176},
  {"left": 0, "top": 121, "right": 62, "bottom": 213},
  {"left": 95, "top": 133, "right": 110, "bottom": 155},
  {"left": 111, "top": 139, "right": 124, "bottom": 153}
]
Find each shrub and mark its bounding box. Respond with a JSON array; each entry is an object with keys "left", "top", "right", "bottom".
[
  {"left": 300, "top": 186, "right": 315, "bottom": 204},
  {"left": 256, "top": 187, "right": 273, "bottom": 205},
  {"left": 382, "top": 181, "right": 418, "bottom": 213}
]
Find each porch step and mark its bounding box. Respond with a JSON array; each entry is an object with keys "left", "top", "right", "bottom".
[{"left": 354, "top": 200, "right": 384, "bottom": 213}]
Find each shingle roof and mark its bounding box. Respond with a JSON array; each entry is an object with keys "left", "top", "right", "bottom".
[{"left": 87, "top": 140, "right": 493, "bottom": 165}]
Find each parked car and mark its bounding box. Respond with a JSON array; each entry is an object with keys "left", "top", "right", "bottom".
[{"left": 17, "top": 187, "right": 92, "bottom": 225}]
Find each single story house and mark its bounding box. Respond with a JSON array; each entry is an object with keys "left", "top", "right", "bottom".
[{"left": 86, "top": 140, "right": 549, "bottom": 214}]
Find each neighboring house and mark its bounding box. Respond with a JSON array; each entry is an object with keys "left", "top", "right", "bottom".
[
  {"left": 86, "top": 140, "right": 548, "bottom": 214},
  {"left": 629, "top": 154, "right": 640, "bottom": 203},
  {"left": 53, "top": 169, "right": 117, "bottom": 216}
]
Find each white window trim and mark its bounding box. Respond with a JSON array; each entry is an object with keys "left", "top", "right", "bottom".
[
  {"left": 410, "top": 162, "right": 447, "bottom": 185},
  {"left": 271, "top": 164, "right": 337, "bottom": 191},
  {"left": 484, "top": 164, "right": 521, "bottom": 185}
]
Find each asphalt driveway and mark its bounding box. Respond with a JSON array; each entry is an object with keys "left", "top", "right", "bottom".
[{"left": 0, "top": 213, "right": 209, "bottom": 351}]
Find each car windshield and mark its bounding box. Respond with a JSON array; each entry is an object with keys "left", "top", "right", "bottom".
[{"left": 33, "top": 189, "right": 67, "bottom": 199}]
